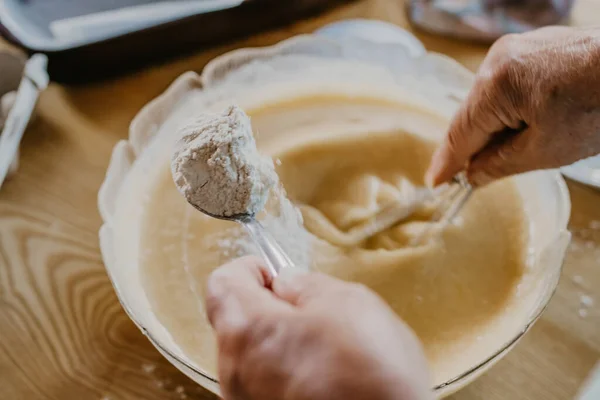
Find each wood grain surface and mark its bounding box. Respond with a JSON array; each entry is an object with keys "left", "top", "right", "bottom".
[{"left": 1, "top": 1, "right": 599, "bottom": 399}]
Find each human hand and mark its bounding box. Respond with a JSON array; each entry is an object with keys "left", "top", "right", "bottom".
[
  {"left": 205, "top": 256, "right": 432, "bottom": 400},
  {"left": 426, "top": 26, "right": 600, "bottom": 187}
]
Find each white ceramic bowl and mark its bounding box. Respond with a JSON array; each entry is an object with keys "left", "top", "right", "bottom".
[{"left": 99, "top": 22, "right": 571, "bottom": 398}]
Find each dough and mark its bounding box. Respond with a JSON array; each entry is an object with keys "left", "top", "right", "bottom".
[{"left": 139, "top": 97, "right": 532, "bottom": 386}]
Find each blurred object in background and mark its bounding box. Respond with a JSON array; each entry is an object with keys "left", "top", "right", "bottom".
[
  {"left": 0, "top": 0, "right": 355, "bottom": 84},
  {"left": 0, "top": 53, "right": 47, "bottom": 187},
  {"left": 406, "top": 0, "right": 575, "bottom": 43},
  {"left": 0, "top": 50, "right": 26, "bottom": 181},
  {"left": 0, "top": 50, "right": 25, "bottom": 96}
]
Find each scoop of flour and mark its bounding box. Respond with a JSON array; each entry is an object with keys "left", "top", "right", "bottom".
[{"left": 171, "top": 105, "right": 277, "bottom": 217}]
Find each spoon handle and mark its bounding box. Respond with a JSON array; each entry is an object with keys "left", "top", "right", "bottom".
[{"left": 242, "top": 219, "right": 295, "bottom": 278}]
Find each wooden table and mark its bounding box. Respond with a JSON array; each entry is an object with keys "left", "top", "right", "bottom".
[{"left": 1, "top": 1, "right": 599, "bottom": 399}]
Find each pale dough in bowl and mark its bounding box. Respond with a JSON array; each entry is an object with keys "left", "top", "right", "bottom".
[
  {"left": 99, "top": 34, "right": 571, "bottom": 397},
  {"left": 142, "top": 97, "right": 532, "bottom": 384}
]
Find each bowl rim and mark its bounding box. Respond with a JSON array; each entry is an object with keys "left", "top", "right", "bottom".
[{"left": 98, "top": 29, "right": 572, "bottom": 396}]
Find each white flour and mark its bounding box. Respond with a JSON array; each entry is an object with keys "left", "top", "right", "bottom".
[
  {"left": 172, "top": 104, "right": 311, "bottom": 269},
  {"left": 171, "top": 105, "right": 277, "bottom": 217}
]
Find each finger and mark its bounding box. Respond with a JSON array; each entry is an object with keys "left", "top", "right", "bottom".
[
  {"left": 426, "top": 79, "right": 511, "bottom": 187},
  {"left": 426, "top": 40, "right": 530, "bottom": 187},
  {"left": 273, "top": 269, "right": 358, "bottom": 307},
  {"left": 466, "top": 127, "right": 533, "bottom": 186},
  {"left": 207, "top": 257, "right": 294, "bottom": 400},
  {"left": 205, "top": 256, "right": 292, "bottom": 333}
]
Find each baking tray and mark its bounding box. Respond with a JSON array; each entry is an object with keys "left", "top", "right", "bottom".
[{"left": 0, "top": 0, "right": 353, "bottom": 84}]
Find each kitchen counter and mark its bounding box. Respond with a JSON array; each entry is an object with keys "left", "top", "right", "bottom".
[{"left": 0, "top": 1, "right": 598, "bottom": 399}]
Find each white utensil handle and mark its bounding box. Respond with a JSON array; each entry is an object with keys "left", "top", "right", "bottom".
[
  {"left": 0, "top": 55, "right": 48, "bottom": 189},
  {"left": 242, "top": 218, "right": 295, "bottom": 278}
]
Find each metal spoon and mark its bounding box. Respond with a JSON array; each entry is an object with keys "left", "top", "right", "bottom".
[{"left": 186, "top": 202, "right": 294, "bottom": 278}]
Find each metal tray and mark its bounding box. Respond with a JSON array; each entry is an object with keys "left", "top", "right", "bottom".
[{"left": 0, "top": 0, "right": 353, "bottom": 84}]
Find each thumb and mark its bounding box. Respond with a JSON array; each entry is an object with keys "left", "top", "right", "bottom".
[
  {"left": 205, "top": 256, "right": 292, "bottom": 332},
  {"left": 426, "top": 78, "right": 522, "bottom": 187},
  {"left": 466, "top": 127, "right": 533, "bottom": 186}
]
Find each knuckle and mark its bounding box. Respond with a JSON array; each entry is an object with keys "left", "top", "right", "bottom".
[
  {"left": 492, "top": 60, "right": 514, "bottom": 88},
  {"left": 492, "top": 33, "right": 521, "bottom": 58},
  {"left": 218, "top": 316, "right": 253, "bottom": 349},
  {"left": 479, "top": 58, "right": 515, "bottom": 93},
  {"left": 498, "top": 33, "right": 520, "bottom": 47},
  {"left": 481, "top": 35, "right": 523, "bottom": 89},
  {"left": 476, "top": 65, "right": 524, "bottom": 124}
]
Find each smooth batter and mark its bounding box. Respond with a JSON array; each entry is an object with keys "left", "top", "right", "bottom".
[{"left": 139, "top": 98, "right": 531, "bottom": 386}]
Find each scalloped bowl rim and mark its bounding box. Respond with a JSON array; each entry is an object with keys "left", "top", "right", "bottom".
[{"left": 98, "top": 31, "right": 571, "bottom": 397}]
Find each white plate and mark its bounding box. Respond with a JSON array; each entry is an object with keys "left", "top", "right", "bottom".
[{"left": 561, "top": 155, "right": 600, "bottom": 189}]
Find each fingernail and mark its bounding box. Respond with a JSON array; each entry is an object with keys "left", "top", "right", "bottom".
[{"left": 426, "top": 149, "right": 444, "bottom": 188}]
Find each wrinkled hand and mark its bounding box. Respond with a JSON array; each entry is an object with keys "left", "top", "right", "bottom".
[
  {"left": 427, "top": 26, "right": 600, "bottom": 187},
  {"left": 205, "top": 257, "right": 432, "bottom": 400}
]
